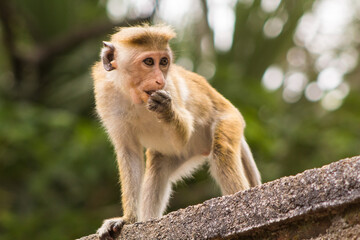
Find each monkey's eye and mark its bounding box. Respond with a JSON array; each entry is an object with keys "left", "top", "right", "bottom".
[
  {"left": 160, "top": 57, "right": 169, "bottom": 66},
  {"left": 143, "top": 58, "right": 154, "bottom": 66}
]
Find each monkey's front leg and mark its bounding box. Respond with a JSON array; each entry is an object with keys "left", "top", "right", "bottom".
[
  {"left": 97, "top": 146, "right": 144, "bottom": 240},
  {"left": 147, "top": 90, "right": 193, "bottom": 147}
]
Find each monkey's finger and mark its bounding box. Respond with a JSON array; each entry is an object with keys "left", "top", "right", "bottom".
[
  {"left": 111, "top": 220, "right": 125, "bottom": 233},
  {"left": 147, "top": 103, "right": 161, "bottom": 112},
  {"left": 154, "top": 90, "right": 171, "bottom": 101},
  {"left": 149, "top": 95, "right": 163, "bottom": 105},
  {"left": 97, "top": 218, "right": 125, "bottom": 240},
  {"left": 147, "top": 99, "right": 159, "bottom": 110},
  {"left": 151, "top": 92, "right": 171, "bottom": 104},
  {"left": 98, "top": 230, "right": 113, "bottom": 240}
]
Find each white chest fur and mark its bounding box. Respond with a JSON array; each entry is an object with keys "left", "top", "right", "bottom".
[{"left": 132, "top": 107, "right": 177, "bottom": 155}]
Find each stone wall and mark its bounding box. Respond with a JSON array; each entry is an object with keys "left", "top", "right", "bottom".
[{"left": 78, "top": 156, "right": 360, "bottom": 240}]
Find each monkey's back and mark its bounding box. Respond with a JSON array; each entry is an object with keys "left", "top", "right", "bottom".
[{"left": 169, "top": 65, "right": 244, "bottom": 126}]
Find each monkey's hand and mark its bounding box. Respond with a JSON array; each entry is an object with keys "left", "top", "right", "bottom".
[
  {"left": 147, "top": 90, "right": 173, "bottom": 121},
  {"left": 97, "top": 217, "right": 125, "bottom": 240}
]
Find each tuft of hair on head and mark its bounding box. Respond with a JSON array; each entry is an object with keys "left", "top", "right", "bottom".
[{"left": 111, "top": 24, "right": 176, "bottom": 48}]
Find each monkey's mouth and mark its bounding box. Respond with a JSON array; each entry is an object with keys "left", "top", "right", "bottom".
[{"left": 145, "top": 90, "right": 156, "bottom": 96}]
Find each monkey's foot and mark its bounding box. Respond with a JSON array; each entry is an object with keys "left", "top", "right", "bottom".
[{"left": 97, "top": 218, "right": 125, "bottom": 240}]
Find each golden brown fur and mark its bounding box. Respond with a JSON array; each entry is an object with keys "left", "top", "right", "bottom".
[
  {"left": 92, "top": 25, "right": 261, "bottom": 240},
  {"left": 112, "top": 24, "right": 176, "bottom": 48}
]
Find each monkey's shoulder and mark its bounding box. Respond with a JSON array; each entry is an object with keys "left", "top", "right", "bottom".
[
  {"left": 171, "top": 64, "right": 209, "bottom": 86},
  {"left": 170, "top": 64, "right": 234, "bottom": 113},
  {"left": 169, "top": 64, "right": 215, "bottom": 103}
]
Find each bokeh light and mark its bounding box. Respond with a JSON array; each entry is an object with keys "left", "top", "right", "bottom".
[
  {"left": 282, "top": 0, "right": 359, "bottom": 110},
  {"left": 262, "top": 66, "right": 284, "bottom": 91},
  {"left": 305, "top": 82, "right": 323, "bottom": 102},
  {"left": 317, "top": 67, "right": 343, "bottom": 91},
  {"left": 263, "top": 17, "right": 284, "bottom": 39},
  {"left": 207, "top": 0, "right": 237, "bottom": 51},
  {"left": 261, "top": 0, "right": 281, "bottom": 13}
]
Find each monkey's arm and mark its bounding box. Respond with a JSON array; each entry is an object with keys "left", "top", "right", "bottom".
[{"left": 147, "top": 90, "right": 194, "bottom": 149}]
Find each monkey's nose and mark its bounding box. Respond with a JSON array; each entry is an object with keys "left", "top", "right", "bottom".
[
  {"left": 155, "top": 77, "right": 165, "bottom": 88},
  {"left": 155, "top": 80, "right": 165, "bottom": 88}
]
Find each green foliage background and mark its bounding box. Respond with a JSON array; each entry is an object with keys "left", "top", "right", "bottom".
[{"left": 0, "top": 0, "right": 359, "bottom": 239}]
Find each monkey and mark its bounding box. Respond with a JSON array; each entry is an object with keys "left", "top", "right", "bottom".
[{"left": 92, "top": 24, "right": 261, "bottom": 240}]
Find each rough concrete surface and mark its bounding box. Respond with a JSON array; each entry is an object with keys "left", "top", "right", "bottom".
[{"left": 78, "top": 156, "right": 360, "bottom": 240}]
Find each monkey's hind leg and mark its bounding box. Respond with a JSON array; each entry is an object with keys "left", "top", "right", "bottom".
[{"left": 209, "top": 118, "right": 250, "bottom": 195}]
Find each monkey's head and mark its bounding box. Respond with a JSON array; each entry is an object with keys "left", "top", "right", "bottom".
[{"left": 101, "top": 24, "right": 176, "bottom": 104}]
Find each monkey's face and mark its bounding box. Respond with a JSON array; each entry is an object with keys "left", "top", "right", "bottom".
[
  {"left": 101, "top": 41, "right": 172, "bottom": 105},
  {"left": 127, "top": 50, "right": 171, "bottom": 104}
]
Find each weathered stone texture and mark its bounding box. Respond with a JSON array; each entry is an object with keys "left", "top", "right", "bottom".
[{"left": 78, "top": 156, "right": 360, "bottom": 240}]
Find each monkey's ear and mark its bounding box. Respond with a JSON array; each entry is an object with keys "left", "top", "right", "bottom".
[{"left": 101, "top": 41, "right": 117, "bottom": 71}]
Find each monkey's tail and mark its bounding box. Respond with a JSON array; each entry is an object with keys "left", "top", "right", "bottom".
[{"left": 241, "top": 138, "right": 261, "bottom": 187}]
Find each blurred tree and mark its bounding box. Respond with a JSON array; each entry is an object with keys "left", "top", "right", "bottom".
[{"left": 0, "top": 0, "right": 359, "bottom": 239}]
